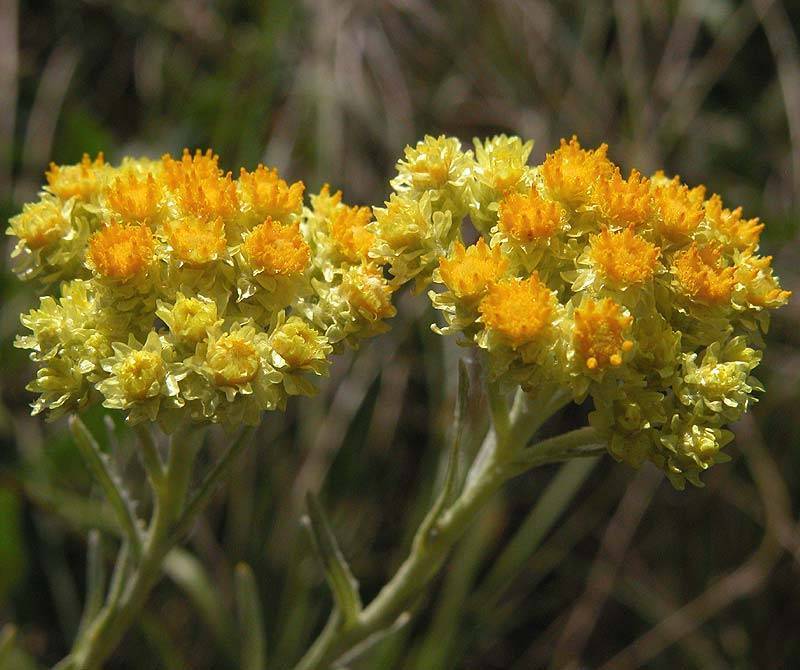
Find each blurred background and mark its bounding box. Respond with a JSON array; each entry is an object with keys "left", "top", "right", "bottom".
[{"left": 1, "top": 1, "right": 800, "bottom": 668}]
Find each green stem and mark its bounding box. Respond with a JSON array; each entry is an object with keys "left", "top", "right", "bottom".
[{"left": 293, "top": 401, "right": 602, "bottom": 670}]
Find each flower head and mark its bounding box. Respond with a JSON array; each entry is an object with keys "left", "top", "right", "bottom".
[
  {"left": 541, "top": 136, "right": 614, "bottom": 207},
  {"left": 672, "top": 242, "right": 734, "bottom": 305},
  {"left": 46, "top": 153, "right": 106, "bottom": 201},
  {"left": 438, "top": 238, "right": 507, "bottom": 300},
  {"left": 479, "top": 274, "right": 555, "bottom": 348},
  {"left": 330, "top": 204, "right": 375, "bottom": 262},
  {"left": 588, "top": 227, "right": 660, "bottom": 286},
  {"left": 498, "top": 187, "right": 563, "bottom": 243},
  {"left": 589, "top": 169, "right": 652, "bottom": 229},
  {"left": 243, "top": 219, "right": 310, "bottom": 276},
  {"left": 164, "top": 217, "right": 227, "bottom": 266},
  {"left": 105, "top": 172, "right": 161, "bottom": 223},
  {"left": 88, "top": 224, "right": 155, "bottom": 280},
  {"left": 238, "top": 165, "right": 304, "bottom": 222},
  {"left": 573, "top": 298, "right": 633, "bottom": 370}
]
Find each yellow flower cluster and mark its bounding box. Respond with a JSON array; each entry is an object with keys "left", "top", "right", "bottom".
[
  {"left": 372, "top": 135, "right": 790, "bottom": 488},
  {"left": 10, "top": 151, "right": 397, "bottom": 429}
]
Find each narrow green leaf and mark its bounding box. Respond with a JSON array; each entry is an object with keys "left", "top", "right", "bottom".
[
  {"left": 475, "top": 456, "right": 598, "bottom": 606},
  {"left": 164, "top": 550, "right": 237, "bottom": 661},
  {"left": 69, "top": 416, "right": 143, "bottom": 559},
  {"left": 304, "top": 493, "right": 362, "bottom": 626},
  {"left": 415, "top": 359, "right": 470, "bottom": 546},
  {"left": 235, "top": 563, "right": 267, "bottom": 670},
  {"left": 76, "top": 530, "right": 106, "bottom": 642}
]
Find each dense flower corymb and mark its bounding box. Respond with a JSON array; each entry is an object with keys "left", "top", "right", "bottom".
[
  {"left": 370, "top": 133, "right": 790, "bottom": 488},
  {"left": 10, "top": 150, "right": 401, "bottom": 429}
]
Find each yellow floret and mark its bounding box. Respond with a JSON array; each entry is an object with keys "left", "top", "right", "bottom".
[
  {"left": 243, "top": 219, "right": 310, "bottom": 275},
  {"left": 105, "top": 172, "right": 161, "bottom": 223},
  {"left": 541, "top": 136, "right": 614, "bottom": 206},
  {"left": 88, "top": 223, "right": 154, "bottom": 279},
  {"left": 573, "top": 298, "right": 633, "bottom": 370},
  {"left": 588, "top": 227, "right": 660, "bottom": 286},
  {"left": 331, "top": 204, "right": 375, "bottom": 262},
  {"left": 164, "top": 294, "right": 219, "bottom": 343},
  {"left": 498, "top": 187, "right": 563, "bottom": 242},
  {"left": 206, "top": 334, "right": 259, "bottom": 387},
  {"left": 9, "top": 199, "right": 69, "bottom": 249},
  {"left": 438, "top": 238, "right": 507, "bottom": 299},
  {"left": 46, "top": 153, "right": 105, "bottom": 201},
  {"left": 590, "top": 169, "right": 652, "bottom": 228},
  {"left": 672, "top": 242, "right": 735, "bottom": 305},
  {"left": 238, "top": 165, "right": 305, "bottom": 220},
  {"left": 164, "top": 217, "right": 227, "bottom": 266},
  {"left": 341, "top": 264, "right": 397, "bottom": 321},
  {"left": 118, "top": 350, "right": 165, "bottom": 401},
  {"left": 479, "top": 274, "right": 554, "bottom": 347},
  {"left": 651, "top": 174, "right": 704, "bottom": 241}
]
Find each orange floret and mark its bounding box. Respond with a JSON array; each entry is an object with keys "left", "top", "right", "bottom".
[
  {"left": 160, "top": 149, "right": 221, "bottom": 189},
  {"left": 244, "top": 218, "right": 310, "bottom": 275},
  {"left": 588, "top": 227, "right": 660, "bottom": 286},
  {"left": 651, "top": 174, "right": 704, "bottom": 241},
  {"left": 541, "top": 136, "right": 615, "bottom": 207},
  {"left": 46, "top": 153, "right": 105, "bottom": 201},
  {"left": 672, "top": 242, "right": 735, "bottom": 305},
  {"left": 438, "top": 238, "right": 507, "bottom": 299},
  {"left": 88, "top": 223, "right": 154, "bottom": 279},
  {"left": 164, "top": 217, "right": 227, "bottom": 266},
  {"left": 238, "top": 165, "right": 305, "bottom": 220},
  {"left": 173, "top": 171, "right": 239, "bottom": 221},
  {"left": 498, "top": 187, "right": 563, "bottom": 242},
  {"left": 590, "top": 169, "right": 652, "bottom": 228},
  {"left": 105, "top": 172, "right": 161, "bottom": 223},
  {"left": 573, "top": 298, "right": 633, "bottom": 370},
  {"left": 704, "top": 194, "right": 764, "bottom": 250},
  {"left": 479, "top": 274, "right": 555, "bottom": 348},
  {"left": 331, "top": 204, "right": 375, "bottom": 262}
]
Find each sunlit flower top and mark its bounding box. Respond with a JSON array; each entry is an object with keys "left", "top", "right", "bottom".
[
  {"left": 10, "top": 151, "right": 397, "bottom": 429},
  {"left": 370, "top": 134, "right": 790, "bottom": 488}
]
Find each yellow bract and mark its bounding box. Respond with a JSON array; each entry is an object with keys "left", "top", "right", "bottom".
[
  {"left": 438, "top": 238, "right": 506, "bottom": 299},
  {"left": 164, "top": 217, "right": 227, "bottom": 266},
  {"left": 88, "top": 223, "right": 154, "bottom": 279},
  {"left": 238, "top": 165, "right": 305, "bottom": 220},
  {"left": 479, "top": 274, "right": 554, "bottom": 347},
  {"left": 244, "top": 219, "right": 310, "bottom": 275},
  {"left": 341, "top": 265, "right": 396, "bottom": 321},
  {"left": 206, "top": 333, "right": 259, "bottom": 387},
  {"left": 573, "top": 298, "right": 633, "bottom": 370},
  {"left": 166, "top": 294, "right": 219, "bottom": 343},
  {"left": 498, "top": 187, "right": 562, "bottom": 242},
  {"left": 330, "top": 204, "right": 375, "bottom": 262},
  {"left": 672, "top": 242, "right": 735, "bottom": 305},
  {"left": 589, "top": 227, "right": 660, "bottom": 286},
  {"left": 541, "top": 136, "right": 613, "bottom": 206},
  {"left": 46, "top": 152, "right": 105, "bottom": 201}
]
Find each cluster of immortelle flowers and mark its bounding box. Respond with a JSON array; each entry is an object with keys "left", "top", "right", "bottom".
[
  {"left": 9, "top": 150, "right": 398, "bottom": 429},
  {"left": 367, "top": 134, "right": 789, "bottom": 488},
  {"left": 9, "top": 133, "right": 790, "bottom": 487}
]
